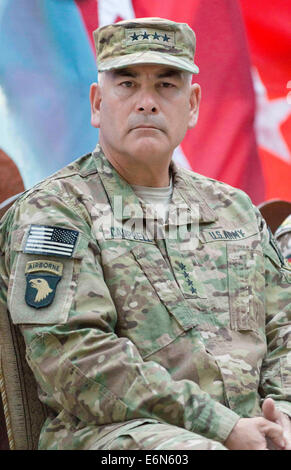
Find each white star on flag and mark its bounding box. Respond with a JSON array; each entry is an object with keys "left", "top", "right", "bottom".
[
  {"left": 252, "top": 67, "right": 291, "bottom": 163},
  {"left": 98, "top": 0, "right": 135, "bottom": 26}
]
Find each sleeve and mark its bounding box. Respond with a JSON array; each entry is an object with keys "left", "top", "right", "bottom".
[
  {"left": 255, "top": 207, "right": 291, "bottom": 417},
  {"left": 5, "top": 189, "right": 239, "bottom": 444}
]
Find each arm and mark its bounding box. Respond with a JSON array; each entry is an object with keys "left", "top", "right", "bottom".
[{"left": 222, "top": 200, "right": 291, "bottom": 451}]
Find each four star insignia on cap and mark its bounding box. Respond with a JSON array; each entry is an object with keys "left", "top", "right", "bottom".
[
  {"left": 96, "top": 19, "right": 199, "bottom": 74},
  {"left": 127, "top": 29, "right": 175, "bottom": 46}
]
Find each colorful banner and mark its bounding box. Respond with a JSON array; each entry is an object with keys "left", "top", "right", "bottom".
[
  {"left": 239, "top": 0, "right": 291, "bottom": 202},
  {"left": 0, "top": 0, "right": 290, "bottom": 205},
  {"left": 78, "top": 0, "right": 265, "bottom": 204},
  {"left": 0, "top": 0, "right": 98, "bottom": 191}
]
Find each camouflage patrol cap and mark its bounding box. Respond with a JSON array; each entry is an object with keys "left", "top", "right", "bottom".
[{"left": 93, "top": 17, "right": 199, "bottom": 74}]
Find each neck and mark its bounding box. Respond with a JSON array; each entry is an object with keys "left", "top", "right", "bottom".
[{"left": 100, "top": 141, "right": 172, "bottom": 187}]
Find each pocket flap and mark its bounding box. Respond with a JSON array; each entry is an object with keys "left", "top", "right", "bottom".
[{"left": 131, "top": 244, "right": 198, "bottom": 331}]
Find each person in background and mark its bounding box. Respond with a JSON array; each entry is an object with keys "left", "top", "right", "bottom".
[{"left": 275, "top": 214, "right": 291, "bottom": 263}]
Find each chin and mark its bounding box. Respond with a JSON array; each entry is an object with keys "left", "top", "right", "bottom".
[{"left": 130, "top": 139, "right": 170, "bottom": 161}]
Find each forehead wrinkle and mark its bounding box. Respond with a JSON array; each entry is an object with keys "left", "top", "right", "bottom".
[
  {"left": 110, "top": 68, "right": 138, "bottom": 79},
  {"left": 108, "top": 65, "right": 185, "bottom": 81}
]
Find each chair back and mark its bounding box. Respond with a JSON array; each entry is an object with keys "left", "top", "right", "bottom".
[
  {"left": 0, "top": 305, "right": 49, "bottom": 449},
  {"left": 0, "top": 193, "right": 49, "bottom": 449},
  {"left": 0, "top": 194, "right": 22, "bottom": 220}
]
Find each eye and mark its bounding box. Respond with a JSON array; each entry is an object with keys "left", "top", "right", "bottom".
[
  {"left": 160, "top": 82, "right": 175, "bottom": 88},
  {"left": 120, "top": 81, "right": 134, "bottom": 88}
]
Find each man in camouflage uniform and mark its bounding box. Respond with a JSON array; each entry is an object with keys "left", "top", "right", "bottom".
[{"left": 0, "top": 18, "right": 291, "bottom": 450}]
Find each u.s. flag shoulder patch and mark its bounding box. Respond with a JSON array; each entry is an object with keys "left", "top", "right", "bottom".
[{"left": 24, "top": 225, "right": 79, "bottom": 258}]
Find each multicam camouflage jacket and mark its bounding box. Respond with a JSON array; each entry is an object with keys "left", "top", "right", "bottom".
[{"left": 0, "top": 145, "right": 291, "bottom": 449}]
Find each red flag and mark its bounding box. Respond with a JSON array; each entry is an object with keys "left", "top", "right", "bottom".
[
  {"left": 239, "top": 0, "right": 291, "bottom": 202},
  {"left": 81, "top": 0, "right": 266, "bottom": 203}
]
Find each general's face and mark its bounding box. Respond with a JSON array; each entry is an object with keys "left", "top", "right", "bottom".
[{"left": 90, "top": 64, "right": 200, "bottom": 164}]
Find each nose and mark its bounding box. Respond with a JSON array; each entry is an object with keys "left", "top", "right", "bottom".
[
  {"left": 136, "top": 88, "right": 158, "bottom": 114},
  {"left": 138, "top": 104, "right": 157, "bottom": 113}
]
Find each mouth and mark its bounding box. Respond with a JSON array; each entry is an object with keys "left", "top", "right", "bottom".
[{"left": 131, "top": 125, "right": 163, "bottom": 132}]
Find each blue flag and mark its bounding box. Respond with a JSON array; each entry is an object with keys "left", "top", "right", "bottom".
[{"left": 0, "top": 0, "right": 98, "bottom": 189}]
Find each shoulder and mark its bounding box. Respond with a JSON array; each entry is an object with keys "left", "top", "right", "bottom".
[
  {"left": 180, "top": 166, "right": 250, "bottom": 198},
  {"left": 0, "top": 153, "right": 104, "bottom": 253},
  {"left": 177, "top": 166, "right": 256, "bottom": 221},
  {"left": 20, "top": 152, "right": 98, "bottom": 200},
  {"left": 3, "top": 152, "right": 103, "bottom": 222}
]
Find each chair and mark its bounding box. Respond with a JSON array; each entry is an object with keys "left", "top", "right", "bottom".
[
  {"left": 0, "top": 195, "right": 49, "bottom": 450},
  {"left": 0, "top": 193, "right": 22, "bottom": 220},
  {"left": 258, "top": 199, "right": 291, "bottom": 234}
]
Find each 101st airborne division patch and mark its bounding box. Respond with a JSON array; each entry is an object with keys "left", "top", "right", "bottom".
[{"left": 25, "top": 260, "right": 63, "bottom": 308}]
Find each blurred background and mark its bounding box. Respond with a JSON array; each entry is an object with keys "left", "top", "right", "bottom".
[{"left": 0, "top": 0, "right": 290, "bottom": 206}]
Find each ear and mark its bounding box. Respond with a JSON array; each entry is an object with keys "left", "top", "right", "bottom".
[
  {"left": 89, "top": 82, "right": 102, "bottom": 129},
  {"left": 188, "top": 83, "right": 201, "bottom": 129}
]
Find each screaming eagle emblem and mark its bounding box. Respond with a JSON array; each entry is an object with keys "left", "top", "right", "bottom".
[{"left": 29, "top": 278, "right": 53, "bottom": 303}]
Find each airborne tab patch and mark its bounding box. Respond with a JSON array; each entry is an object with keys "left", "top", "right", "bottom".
[
  {"left": 25, "top": 260, "right": 63, "bottom": 276},
  {"left": 24, "top": 225, "right": 79, "bottom": 258}
]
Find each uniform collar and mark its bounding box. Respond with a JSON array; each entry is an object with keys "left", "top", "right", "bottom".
[
  {"left": 93, "top": 145, "right": 142, "bottom": 221},
  {"left": 170, "top": 162, "right": 217, "bottom": 224},
  {"left": 93, "top": 144, "right": 217, "bottom": 225}
]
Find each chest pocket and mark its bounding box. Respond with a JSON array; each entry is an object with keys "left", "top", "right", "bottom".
[
  {"left": 103, "top": 243, "right": 200, "bottom": 359},
  {"left": 101, "top": 240, "right": 198, "bottom": 359},
  {"left": 131, "top": 244, "right": 198, "bottom": 332},
  {"left": 132, "top": 241, "right": 266, "bottom": 334},
  {"left": 227, "top": 245, "right": 265, "bottom": 331},
  {"left": 7, "top": 228, "right": 87, "bottom": 325}
]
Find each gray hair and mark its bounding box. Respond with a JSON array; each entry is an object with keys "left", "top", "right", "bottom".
[{"left": 97, "top": 72, "right": 104, "bottom": 87}]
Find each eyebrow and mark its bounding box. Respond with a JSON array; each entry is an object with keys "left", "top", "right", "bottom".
[
  {"left": 111, "top": 69, "right": 137, "bottom": 78},
  {"left": 110, "top": 67, "right": 183, "bottom": 80},
  {"left": 157, "top": 69, "right": 183, "bottom": 79}
]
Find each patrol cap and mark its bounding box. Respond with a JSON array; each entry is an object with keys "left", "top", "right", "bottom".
[{"left": 93, "top": 17, "right": 199, "bottom": 74}]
